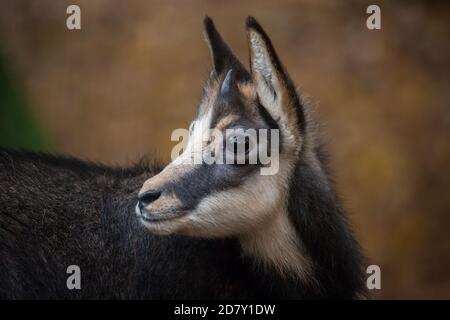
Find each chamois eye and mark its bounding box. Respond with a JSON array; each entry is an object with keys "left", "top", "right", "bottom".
[
  {"left": 225, "top": 133, "right": 252, "bottom": 156},
  {"left": 226, "top": 134, "right": 250, "bottom": 155}
]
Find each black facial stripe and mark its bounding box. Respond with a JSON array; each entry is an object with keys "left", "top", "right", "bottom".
[
  {"left": 163, "top": 163, "right": 259, "bottom": 212},
  {"left": 210, "top": 94, "right": 245, "bottom": 129}
]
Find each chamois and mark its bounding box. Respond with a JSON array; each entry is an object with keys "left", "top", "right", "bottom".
[{"left": 0, "top": 17, "right": 366, "bottom": 299}]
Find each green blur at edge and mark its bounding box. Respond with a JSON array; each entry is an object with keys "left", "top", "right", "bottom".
[{"left": 0, "top": 44, "right": 51, "bottom": 151}]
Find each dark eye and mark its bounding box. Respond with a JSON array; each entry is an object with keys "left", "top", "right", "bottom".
[{"left": 226, "top": 134, "right": 250, "bottom": 155}]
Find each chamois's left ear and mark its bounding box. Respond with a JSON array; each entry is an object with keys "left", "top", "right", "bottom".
[{"left": 246, "top": 17, "right": 305, "bottom": 148}]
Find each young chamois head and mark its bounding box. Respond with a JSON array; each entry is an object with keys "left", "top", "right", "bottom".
[{"left": 137, "top": 17, "right": 308, "bottom": 240}]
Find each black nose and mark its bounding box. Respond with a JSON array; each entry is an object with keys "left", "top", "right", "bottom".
[{"left": 138, "top": 190, "right": 161, "bottom": 210}]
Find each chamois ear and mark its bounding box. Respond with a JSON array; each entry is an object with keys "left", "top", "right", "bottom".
[
  {"left": 203, "top": 16, "right": 247, "bottom": 77},
  {"left": 246, "top": 16, "right": 305, "bottom": 147}
]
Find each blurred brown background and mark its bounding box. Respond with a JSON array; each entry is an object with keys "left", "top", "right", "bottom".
[{"left": 0, "top": 0, "right": 449, "bottom": 298}]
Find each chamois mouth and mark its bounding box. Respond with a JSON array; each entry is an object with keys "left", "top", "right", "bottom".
[{"left": 135, "top": 203, "right": 188, "bottom": 223}]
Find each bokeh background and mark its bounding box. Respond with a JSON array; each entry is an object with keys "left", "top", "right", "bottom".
[{"left": 0, "top": 0, "right": 449, "bottom": 299}]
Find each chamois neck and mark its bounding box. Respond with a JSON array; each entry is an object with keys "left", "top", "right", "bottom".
[{"left": 239, "top": 208, "right": 312, "bottom": 282}]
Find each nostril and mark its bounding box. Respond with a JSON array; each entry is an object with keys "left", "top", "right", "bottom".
[{"left": 138, "top": 189, "right": 161, "bottom": 209}]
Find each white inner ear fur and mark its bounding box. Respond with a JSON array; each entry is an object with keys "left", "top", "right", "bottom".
[
  {"left": 249, "top": 31, "right": 281, "bottom": 118},
  {"left": 249, "top": 31, "right": 299, "bottom": 152}
]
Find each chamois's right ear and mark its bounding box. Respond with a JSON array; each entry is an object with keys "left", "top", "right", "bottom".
[{"left": 203, "top": 16, "right": 245, "bottom": 76}]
